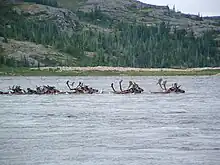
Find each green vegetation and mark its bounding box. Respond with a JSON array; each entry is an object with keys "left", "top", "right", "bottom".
[
  {"left": 56, "top": 0, "right": 87, "bottom": 9},
  {"left": 0, "top": 67, "right": 219, "bottom": 76},
  {"left": 23, "top": 0, "right": 58, "bottom": 7},
  {"left": 139, "top": 7, "right": 153, "bottom": 13},
  {"left": 0, "top": 4, "right": 219, "bottom": 70},
  {"left": 76, "top": 6, "right": 114, "bottom": 28}
]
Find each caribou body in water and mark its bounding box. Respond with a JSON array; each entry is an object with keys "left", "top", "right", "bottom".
[
  {"left": 151, "top": 78, "right": 185, "bottom": 94},
  {"left": 0, "top": 85, "right": 61, "bottom": 95},
  {"left": 0, "top": 79, "right": 186, "bottom": 95},
  {"left": 111, "top": 80, "right": 144, "bottom": 94},
  {"left": 66, "top": 80, "right": 101, "bottom": 94}
]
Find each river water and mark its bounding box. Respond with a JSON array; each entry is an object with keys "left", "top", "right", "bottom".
[{"left": 0, "top": 76, "right": 220, "bottom": 165}]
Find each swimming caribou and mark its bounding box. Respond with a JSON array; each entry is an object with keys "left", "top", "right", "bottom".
[
  {"left": 111, "top": 80, "right": 144, "bottom": 94},
  {"left": 0, "top": 78, "right": 186, "bottom": 95},
  {"left": 151, "top": 78, "right": 185, "bottom": 94},
  {"left": 66, "top": 80, "right": 100, "bottom": 94}
]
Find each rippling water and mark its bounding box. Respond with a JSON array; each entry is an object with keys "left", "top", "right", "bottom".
[{"left": 0, "top": 76, "right": 220, "bottom": 165}]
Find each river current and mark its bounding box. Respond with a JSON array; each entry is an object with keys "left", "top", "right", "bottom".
[{"left": 0, "top": 76, "right": 219, "bottom": 165}]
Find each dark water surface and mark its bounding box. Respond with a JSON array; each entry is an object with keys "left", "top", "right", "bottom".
[{"left": 0, "top": 76, "right": 220, "bottom": 165}]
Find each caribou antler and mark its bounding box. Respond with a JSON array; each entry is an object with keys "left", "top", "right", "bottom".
[
  {"left": 157, "top": 78, "right": 164, "bottom": 90},
  {"left": 162, "top": 80, "right": 167, "bottom": 90},
  {"left": 128, "top": 81, "right": 133, "bottom": 90},
  {"left": 111, "top": 83, "right": 117, "bottom": 93},
  {"left": 173, "top": 83, "right": 181, "bottom": 90},
  {"left": 66, "top": 80, "right": 74, "bottom": 90},
  {"left": 76, "top": 82, "right": 82, "bottom": 88},
  {"left": 133, "top": 82, "right": 139, "bottom": 88},
  {"left": 119, "top": 80, "right": 123, "bottom": 91},
  {"left": 157, "top": 78, "right": 163, "bottom": 85}
]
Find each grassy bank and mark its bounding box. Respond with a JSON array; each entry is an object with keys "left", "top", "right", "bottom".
[{"left": 0, "top": 67, "right": 220, "bottom": 76}]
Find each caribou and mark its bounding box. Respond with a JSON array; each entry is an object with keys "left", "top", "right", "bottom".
[
  {"left": 6, "top": 85, "right": 61, "bottom": 95},
  {"left": 35, "top": 85, "right": 60, "bottom": 94},
  {"left": 152, "top": 78, "right": 185, "bottom": 94},
  {"left": 0, "top": 79, "right": 187, "bottom": 95},
  {"left": 66, "top": 80, "right": 100, "bottom": 94},
  {"left": 9, "top": 85, "right": 26, "bottom": 94},
  {"left": 111, "top": 80, "right": 144, "bottom": 94}
]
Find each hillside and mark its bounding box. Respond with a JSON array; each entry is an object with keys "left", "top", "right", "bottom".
[
  {"left": 0, "top": 37, "right": 76, "bottom": 67},
  {"left": 57, "top": 0, "right": 220, "bottom": 35},
  {"left": 0, "top": 0, "right": 220, "bottom": 68}
]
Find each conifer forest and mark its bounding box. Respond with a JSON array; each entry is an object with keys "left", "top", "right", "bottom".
[{"left": 0, "top": 0, "right": 220, "bottom": 68}]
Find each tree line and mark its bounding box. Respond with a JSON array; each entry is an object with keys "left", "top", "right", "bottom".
[
  {"left": 0, "top": 6, "right": 219, "bottom": 68},
  {"left": 23, "top": 0, "right": 58, "bottom": 7}
]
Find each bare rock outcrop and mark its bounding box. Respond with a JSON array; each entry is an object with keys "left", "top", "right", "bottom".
[
  {"left": 13, "top": 3, "right": 79, "bottom": 36},
  {"left": 0, "top": 37, "right": 75, "bottom": 66},
  {"left": 76, "top": 0, "right": 220, "bottom": 35}
]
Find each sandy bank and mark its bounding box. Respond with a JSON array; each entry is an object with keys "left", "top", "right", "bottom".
[{"left": 33, "top": 66, "right": 220, "bottom": 72}]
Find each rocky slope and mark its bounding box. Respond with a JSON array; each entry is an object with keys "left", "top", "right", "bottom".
[
  {"left": 5, "top": 0, "right": 220, "bottom": 35},
  {"left": 0, "top": 37, "right": 76, "bottom": 66},
  {"left": 1, "top": 0, "right": 220, "bottom": 67},
  {"left": 12, "top": 3, "right": 79, "bottom": 36},
  {"left": 58, "top": 0, "right": 220, "bottom": 36}
]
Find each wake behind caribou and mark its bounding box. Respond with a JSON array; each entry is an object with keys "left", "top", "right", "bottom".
[{"left": 0, "top": 79, "right": 185, "bottom": 95}]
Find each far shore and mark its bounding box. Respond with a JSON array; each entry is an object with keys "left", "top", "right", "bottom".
[
  {"left": 33, "top": 66, "right": 220, "bottom": 72},
  {"left": 0, "top": 66, "right": 220, "bottom": 76}
]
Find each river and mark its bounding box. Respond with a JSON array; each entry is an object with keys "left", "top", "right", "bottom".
[{"left": 0, "top": 76, "right": 220, "bottom": 165}]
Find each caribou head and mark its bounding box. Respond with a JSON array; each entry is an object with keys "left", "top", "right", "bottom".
[
  {"left": 66, "top": 80, "right": 99, "bottom": 94},
  {"left": 111, "top": 80, "right": 144, "bottom": 94},
  {"left": 156, "top": 78, "right": 185, "bottom": 93}
]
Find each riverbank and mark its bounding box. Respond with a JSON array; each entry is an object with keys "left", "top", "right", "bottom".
[{"left": 0, "top": 67, "right": 220, "bottom": 76}]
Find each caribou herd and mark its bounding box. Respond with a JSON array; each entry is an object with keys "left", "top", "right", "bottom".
[{"left": 0, "top": 78, "right": 185, "bottom": 95}]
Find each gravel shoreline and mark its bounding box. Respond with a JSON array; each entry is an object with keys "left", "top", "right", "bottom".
[{"left": 33, "top": 66, "right": 220, "bottom": 72}]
